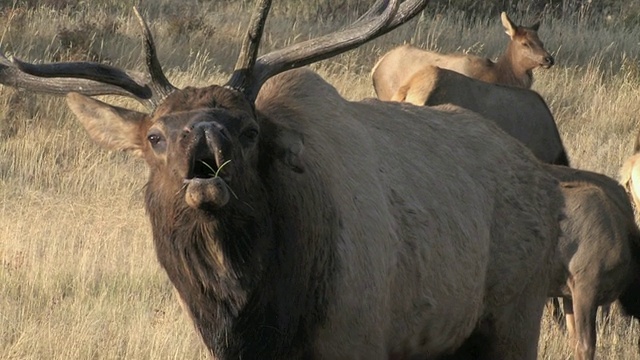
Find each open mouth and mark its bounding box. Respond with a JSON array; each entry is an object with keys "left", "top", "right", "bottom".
[
  {"left": 183, "top": 156, "right": 233, "bottom": 209},
  {"left": 189, "top": 157, "right": 218, "bottom": 180},
  {"left": 185, "top": 153, "right": 233, "bottom": 184}
]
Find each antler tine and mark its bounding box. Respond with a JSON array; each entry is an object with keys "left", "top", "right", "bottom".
[
  {"left": 226, "top": 0, "right": 272, "bottom": 94},
  {"left": 0, "top": 50, "right": 154, "bottom": 108},
  {"left": 228, "top": 0, "right": 430, "bottom": 102},
  {"left": 132, "top": 7, "right": 177, "bottom": 103}
]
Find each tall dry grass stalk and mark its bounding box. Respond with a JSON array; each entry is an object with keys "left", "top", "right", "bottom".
[{"left": 1, "top": 1, "right": 639, "bottom": 359}]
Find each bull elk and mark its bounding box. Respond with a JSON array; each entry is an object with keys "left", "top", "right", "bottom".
[
  {"left": 390, "top": 65, "right": 569, "bottom": 165},
  {"left": 371, "top": 11, "right": 554, "bottom": 100},
  {"left": 0, "top": 1, "right": 564, "bottom": 359},
  {"left": 545, "top": 165, "right": 640, "bottom": 360}
]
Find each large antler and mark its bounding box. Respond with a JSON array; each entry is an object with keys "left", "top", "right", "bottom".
[
  {"left": 0, "top": 7, "right": 175, "bottom": 109},
  {"left": 226, "top": 0, "right": 430, "bottom": 101}
]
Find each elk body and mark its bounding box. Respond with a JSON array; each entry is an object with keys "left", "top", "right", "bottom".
[
  {"left": 371, "top": 11, "right": 554, "bottom": 101},
  {"left": 390, "top": 65, "right": 569, "bottom": 165},
  {"left": 545, "top": 165, "right": 640, "bottom": 360},
  {"left": 0, "top": 1, "right": 564, "bottom": 359}
]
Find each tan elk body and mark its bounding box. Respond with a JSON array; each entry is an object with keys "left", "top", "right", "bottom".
[
  {"left": 0, "top": 1, "right": 563, "bottom": 359},
  {"left": 371, "top": 11, "right": 554, "bottom": 100}
]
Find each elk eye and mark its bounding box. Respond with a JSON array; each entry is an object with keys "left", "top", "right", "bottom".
[{"left": 147, "top": 132, "right": 165, "bottom": 148}]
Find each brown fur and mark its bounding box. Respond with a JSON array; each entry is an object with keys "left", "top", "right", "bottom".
[
  {"left": 56, "top": 67, "right": 565, "bottom": 359},
  {"left": 371, "top": 12, "right": 553, "bottom": 100},
  {"left": 390, "top": 65, "right": 568, "bottom": 165},
  {"left": 545, "top": 165, "right": 640, "bottom": 360}
]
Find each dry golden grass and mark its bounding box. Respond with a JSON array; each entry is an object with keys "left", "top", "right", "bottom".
[{"left": 1, "top": 1, "right": 640, "bottom": 359}]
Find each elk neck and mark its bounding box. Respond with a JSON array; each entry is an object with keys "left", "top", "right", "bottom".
[
  {"left": 144, "top": 177, "right": 273, "bottom": 348},
  {"left": 494, "top": 45, "right": 533, "bottom": 89}
]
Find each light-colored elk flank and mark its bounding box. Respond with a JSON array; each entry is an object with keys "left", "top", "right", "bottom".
[
  {"left": 371, "top": 11, "right": 554, "bottom": 100},
  {"left": 545, "top": 165, "right": 640, "bottom": 360},
  {"left": 621, "top": 154, "right": 640, "bottom": 213},
  {"left": 391, "top": 65, "right": 569, "bottom": 165},
  {"left": 620, "top": 131, "right": 640, "bottom": 217},
  {"left": 0, "top": 1, "right": 564, "bottom": 359}
]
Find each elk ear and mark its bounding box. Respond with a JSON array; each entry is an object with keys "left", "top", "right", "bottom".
[
  {"left": 66, "top": 92, "right": 149, "bottom": 157},
  {"left": 501, "top": 12, "right": 517, "bottom": 38},
  {"left": 275, "top": 128, "right": 305, "bottom": 173}
]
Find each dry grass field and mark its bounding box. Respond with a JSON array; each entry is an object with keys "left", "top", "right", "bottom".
[{"left": 1, "top": 1, "right": 640, "bottom": 359}]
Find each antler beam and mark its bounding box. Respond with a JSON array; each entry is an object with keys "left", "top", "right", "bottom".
[{"left": 0, "top": 7, "right": 175, "bottom": 109}]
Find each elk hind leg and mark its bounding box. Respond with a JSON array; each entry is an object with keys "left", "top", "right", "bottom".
[
  {"left": 563, "top": 297, "right": 576, "bottom": 342},
  {"left": 571, "top": 286, "right": 598, "bottom": 360}
]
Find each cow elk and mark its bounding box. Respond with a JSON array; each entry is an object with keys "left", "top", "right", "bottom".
[
  {"left": 371, "top": 11, "right": 554, "bottom": 100},
  {"left": 0, "top": 1, "right": 564, "bottom": 359},
  {"left": 546, "top": 165, "right": 640, "bottom": 360},
  {"left": 390, "top": 65, "right": 569, "bottom": 165}
]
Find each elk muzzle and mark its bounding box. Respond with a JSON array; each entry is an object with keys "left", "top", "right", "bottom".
[
  {"left": 183, "top": 122, "right": 234, "bottom": 209},
  {"left": 541, "top": 54, "right": 554, "bottom": 69}
]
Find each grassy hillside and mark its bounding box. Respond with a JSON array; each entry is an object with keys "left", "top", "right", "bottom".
[{"left": 1, "top": 1, "right": 640, "bottom": 359}]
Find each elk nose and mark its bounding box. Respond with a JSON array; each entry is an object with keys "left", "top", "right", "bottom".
[
  {"left": 189, "top": 123, "right": 231, "bottom": 168},
  {"left": 544, "top": 55, "right": 554, "bottom": 66},
  {"left": 190, "top": 122, "right": 231, "bottom": 146}
]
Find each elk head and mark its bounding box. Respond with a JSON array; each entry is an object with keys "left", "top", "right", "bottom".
[{"left": 501, "top": 11, "right": 554, "bottom": 70}]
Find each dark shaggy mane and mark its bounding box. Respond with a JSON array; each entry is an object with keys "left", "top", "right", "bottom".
[{"left": 143, "top": 144, "right": 339, "bottom": 359}]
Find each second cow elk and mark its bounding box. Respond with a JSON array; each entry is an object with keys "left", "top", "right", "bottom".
[
  {"left": 371, "top": 12, "right": 566, "bottom": 166},
  {"left": 0, "top": 1, "right": 564, "bottom": 359},
  {"left": 372, "top": 11, "right": 554, "bottom": 100}
]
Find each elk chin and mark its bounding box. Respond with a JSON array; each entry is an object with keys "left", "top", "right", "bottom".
[{"left": 184, "top": 177, "right": 231, "bottom": 209}]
